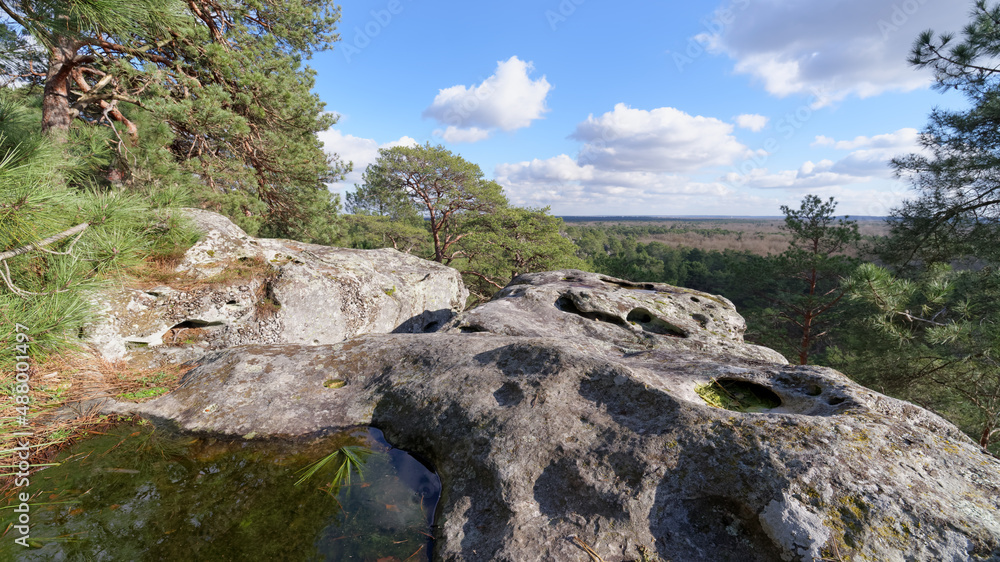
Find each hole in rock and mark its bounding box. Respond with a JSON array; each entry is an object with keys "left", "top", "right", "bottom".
[
  {"left": 599, "top": 277, "right": 656, "bottom": 291},
  {"left": 422, "top": 321, "right": 440, "bottom": 333},
  {"left": 627, "top": 308, "right": 688, "bottom": 338},
  {"left": 827, "top": 395, "right": 846, "bottom": 406},
  {"left": 459, "top": 324, "right": 488, "bottom": 334},
  {"left": 555, "top": 297, "right": 629, "bottom": 327},
  {"left": 805, "top": 384, "right": 823, "bottom": 396},
  {"left": 22, "top": 424, "right": 440, "bottom": 561},
  {"left": 695, "top": 379, "right": 781, "bottom": 412},
  {"left": 165, "top": 320, "right": 225, "bottom": 346},
  {"left": 255, "top": 279, "right": 282, "bottom": 317},
  {"left": 690, "top": 296, "right": 701, "bottom": 303},
  {"left": 170, "top": 319, "right": 225, "bottom": 330},
  {"left": 690, "top": 313, "right": 710, "bottom": 328},
  {"left": 225, "top": 300, "right": 239, "bottom": 305}
]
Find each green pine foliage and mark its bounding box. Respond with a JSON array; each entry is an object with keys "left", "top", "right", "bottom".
[
  {"left": 0, "top": 0, "right": 347, "bottom": 243},
  {"left": 886, "top": 0, "right": 1000, "bottom": 264},
  {"left": 344, "top": 144, "right": 587, "bottom": 302},
  {"left": 843, "top": 263, "right": 1000, "bottom": 454},
  {"left": 765, "top": 195, "right": 860, "bottom": 365},
  {"left": 456, "top": 206, "right": 585, "bottom": 302},
  {"left": 342, "top": 214, "right": 430, "bottom": 254},
  {"left": 0, "top": 91, "right": 199, "bottom": 365},
  {"left": 356, "top": 143, "right": 508, "bottom": 263},
  {"left": 829, "top": 0, "right": 1000, "bottom": 455}
]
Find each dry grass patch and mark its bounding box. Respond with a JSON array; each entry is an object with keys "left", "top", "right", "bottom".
[
  {"left": 0, "top": 351, "right": 191, "bottom": 491},
  {"left": 130, "top": 250, "right": 190, "bottom": 286},
  {"left": 128, "top": 254, "right": 276, "bottom": 291}
]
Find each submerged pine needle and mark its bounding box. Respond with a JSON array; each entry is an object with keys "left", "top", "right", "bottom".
[{"left": 293, "top": 445, "right": 370, "bottom": 488}]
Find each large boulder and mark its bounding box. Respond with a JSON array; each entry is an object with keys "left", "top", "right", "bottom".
[
  {"left": 85, "top": 209, "right": 467, "bottom": 365},
  {"left": 443, "top": 270, "right": 787, "bottom": 363},
  {"left": 108, "top": 270, "right": 1000, "bottom": 561}
]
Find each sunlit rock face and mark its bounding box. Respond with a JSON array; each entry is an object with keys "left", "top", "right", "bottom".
[
  {"left": 85, "top": 209, "right": 467, "bottom": 366},
  {"left": 108, "top": 270, "right": 1000, "bottom": 561},
  {"left": 442, "top": 269, "right": 787, "bottom": 364}
]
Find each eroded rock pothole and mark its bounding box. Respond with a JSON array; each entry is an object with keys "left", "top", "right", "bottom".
[{"left": 695, "top": 378, "right": 782, "bottom": 413}]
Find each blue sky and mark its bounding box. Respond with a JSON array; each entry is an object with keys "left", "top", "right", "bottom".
[{"left": 312, "top": 0, "right": 968, "bottom": 216}]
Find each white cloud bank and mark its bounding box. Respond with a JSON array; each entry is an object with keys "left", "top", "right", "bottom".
[
  {"left": 423, "top": 56, "right": 552, "bottom": 143},
  {"left": 701, "top": 0, "right": 966, "bottom": 104},
  {"left": 496, "top": 111, "right": 923, "bottom": 215},
  {"left": 316, "top": 128, "right": 417, "bottom": 191},
  {"left": 496, "top": 104, "right": 761, "bottom": 213},
  {"left": 570, "top": 104, "right": 751, "bottom": 173},
  {"left": 724, "top": 128, "right": 923, "bottom": 190}
]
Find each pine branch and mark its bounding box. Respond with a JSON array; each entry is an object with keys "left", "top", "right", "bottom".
[{"left": 0, "top": 223, "right": 89, "bottom": 262}]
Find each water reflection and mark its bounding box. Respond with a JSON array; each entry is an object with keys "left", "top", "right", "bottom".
[{"left": 2, "top": 424, "right": 438, "bottom": 561}]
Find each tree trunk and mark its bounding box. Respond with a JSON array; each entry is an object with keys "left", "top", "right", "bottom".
[
  {"left": 798, "top": 311, "right": 813, "bottom": 365},
  {"left": 982, "top": 420, "right": 995, "bottom": 450},
  {"left": 41, "top": 35, "right": 79, "bottom": 138},
  {"left": 798, "top": 265, "right": 819, "bottom": 365}
]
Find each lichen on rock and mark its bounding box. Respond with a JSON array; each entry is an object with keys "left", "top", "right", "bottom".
[
  {"left": 104, "top": 268, "right": 1000, "bottom": 561},
  {"left": 85, "top": 209, "right": 467, "bottom": 366}
]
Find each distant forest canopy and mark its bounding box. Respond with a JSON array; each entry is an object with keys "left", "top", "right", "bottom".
[
  {"left": 562, "top": 218, "right": 888, "bottom": 257},
  {"left": 558, "top": 215, "right": 892, "bottom": 221}
]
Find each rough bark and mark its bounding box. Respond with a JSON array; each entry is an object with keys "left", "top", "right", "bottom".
[{"left": 41, "top": 34, "right": 80, "bottom": 137}]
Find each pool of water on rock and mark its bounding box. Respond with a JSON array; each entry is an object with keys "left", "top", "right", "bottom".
[{"left": 5, "top": 424, "right": 439, "bottom": 561}]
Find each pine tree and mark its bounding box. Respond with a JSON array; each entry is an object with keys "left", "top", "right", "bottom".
[
  {"left": 359, "top": 143, "right": 508, "bottom": 263},
  {"left": 887, "top": 0, "right": 1000, "bottom": 264},
  {"left": 0, "top": 0, "right": 347, "bottom": 240},
  {"left": 457, "top": 207, "right": 585, "bottom": 301},
  {"left": 768, "top": 195, "right": 859, "bottom": 364}
]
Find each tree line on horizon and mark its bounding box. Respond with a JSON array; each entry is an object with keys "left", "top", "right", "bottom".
[{"left": 1, "top": 0, "right": 999, "bottom": 454}]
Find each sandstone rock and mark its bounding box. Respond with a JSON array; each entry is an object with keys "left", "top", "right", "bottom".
[
  {"left": 108, "top": 270, "right": 1000, "bottom": 561},
  {"left": 443, "top": 269, "right": 787, "bottom": 364},
  {"left": 85, "top": 209, "right": 467, "bottom": 365}
]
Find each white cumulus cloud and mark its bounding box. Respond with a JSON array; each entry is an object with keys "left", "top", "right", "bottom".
[
  {"left": 736, "top": 114, "right": 769, "bottom": 132},
  {"left": 423, "top": 56, "right": 551, "bottom": 143},
  {"left": 493, "top": 104, "right": 754, "bottom": 213},
  {"left": 726, "top": 127, "right": 924, "bottom": 190},
  {"left": 316, "top": 128, "right": 417, "bottom": 191},
  {"left": 701, "top": 0, "right": 966, "bottom": 104},
  {"left": 496, "top": 155, "right": 732, "bottom": 213},
  {"left": 570, "top": 103, "right": 751, "bottom": 173}
]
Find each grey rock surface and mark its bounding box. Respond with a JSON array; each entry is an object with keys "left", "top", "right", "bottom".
[
  {"left": 85, "top": 209, "right": 467, "bottom": 365},
  {"left": 108, "top": 270, "right": 1000, "bottom": 562},
  {"left": 443, "top": 270, "right": 787, "bottom": 364}
]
